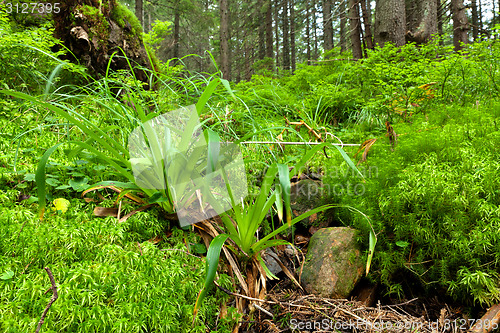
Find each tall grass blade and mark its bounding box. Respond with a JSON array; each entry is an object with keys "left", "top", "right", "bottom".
[
  {"left": 193, "top": 233, "right": 229, "bottom": 321},
  {"left": 277, "top": 164, "right": 292, "bottom": 226},
  {"left": 35, "top": 142, "right": 64, "bottom": 220}
]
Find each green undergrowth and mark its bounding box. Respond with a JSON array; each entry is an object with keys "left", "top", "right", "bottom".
[
  {"left": 327, "top": 102, "right": 500, "bottom": 307},
  {"left": 0, "top": 197, "right": 236, "bottom": 332}
]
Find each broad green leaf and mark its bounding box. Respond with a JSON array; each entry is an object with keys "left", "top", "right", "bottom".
[
  {"left": 46, "top": 178, "right": 60, "bottom": 187},
  {"left": 69, "top": 178, "right": 89, "bottom": 192}
]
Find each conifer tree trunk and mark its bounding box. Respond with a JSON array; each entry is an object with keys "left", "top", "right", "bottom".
[
  {"left": 322, "top": 0, "right": 334, "bottom": 51},
  {"left": 265, "top": 0, "right": 273, "bottom": 58},
  {"left": 360, "top": 0, "right": 373, "bottom": 49},
  {"left": 275, "top": 0, "right": 281, "bottom": 71},
  {"left": 282, "top": 0, "right": 290, "bottom": 70},
  {"left": 405, "top": 0, "right": 438, "bottom": 44},
  {"left": 135, "top": 0, "right": 143, "bottom": 27},
  {"left": 258, "top": 0, "right": 266, "bottom": 59},
  {"left": 437, "top": 0, "right": 444, "bottom": 41},
  {"left": 340, "top": 0, "right": 347, "bottom": 52},
  {"left": 312, "top": 0, "right": 319, "bottom": 58},
  {"left": 478, "top": 0, "right": 483, "bottom": 36},
  {"left": 451, "top": 0, "right": 468, "bottom": 51},
  {"left": 306, "top": 0, "right": 311, "bottom": 60},
  {"left": 220, "top": 0, "right": 230, "bottom": 79},
  {"left": 471, "top": 0, "right": 479, "bottom": 41},
  {"left": 290, "top": 0, "right": 296, "bottom": 71},
  {"left": 374, "top": 0, "right": 406, "bottom": 47},
  {"left": 349, "top": 0, "right": 363, "bottom": 59},
  {"left": 173, "top": 5, "right": 180, "bottom": 59}
]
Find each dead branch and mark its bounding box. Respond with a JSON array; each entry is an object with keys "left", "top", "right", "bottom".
[{"left": 35, "top": 267, "right": 58, "bottom": 333}]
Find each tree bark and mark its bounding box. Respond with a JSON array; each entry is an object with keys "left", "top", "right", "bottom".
[
  {"left": 374, "top": 0, "right": 406, "bottom": 47},
  {"left": 282, "top": 0, "right": 290, "bottom": 70},
  {"left": 437, "top": 0, "right": 444, "bottom": 42},
  {"left": 322, "top": 0, "right": 334, "bottom": 52},
  {"left": 275, "top": 0, "right": 280, "bottom": 71},
  {"left": 340, "top": 0, "right": 347, "bottom": 52},
  {"left": 471, "top": 0, "right": 479, "bottom": 41},
  {"left": 360, "top": 0, "right": 373, "bottom": 49},
  {"left": 53, "top": 0, "right": 153, "bottom": 84},
  {"left": 312, "top": 0, "right": 319, "bottom": 58},
  {"left": 135, "top": 0, "right": 143, "bottom": 28},
  {"left": 349, "top": 0, "right": 363, "bottom": 59},
  {"left": 478, "top": 0, "right": 483, "bottom": 37},
  {"left": 451, "top": 0, "right": 468, "bottom": 51},
  {"left": 306, "top": 0, "right": 311, "bottom": 60},
  {"left": 173, "top": 5, "right": 180, "bottom": 60},
  {"left": 220, "top": 0, "right": 230, "bottom": 79},
  {"left": 265, "top": 0, "right": 273, "bottom": 58},
  {"left": 290, "top": 0, "right": 296, "bottom": 71},
  {"left": 405, "top": 0, "right": 438, "bottom": 44},
  {"left": 258, "top": 0, "right": 266, "bottom": 59}
]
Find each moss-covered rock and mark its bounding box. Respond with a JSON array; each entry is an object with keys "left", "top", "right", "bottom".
[{"left": 300, "top": 227, "right": 364, "bottom": 298}]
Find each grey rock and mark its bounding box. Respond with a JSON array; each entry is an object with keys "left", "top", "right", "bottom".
[
  {"left": 300, "top": 227, "right": 364, "bottom": 298},
  {"left": 290, "top": 179, "right": 331, "bottom": 230}
]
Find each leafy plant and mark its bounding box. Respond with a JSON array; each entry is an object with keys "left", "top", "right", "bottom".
[
  {"left": 193, "top": 140, "right": 376, "bottom": 319},
  {"left": 1, "top": 74, "right": 232, "bottom": 220}
]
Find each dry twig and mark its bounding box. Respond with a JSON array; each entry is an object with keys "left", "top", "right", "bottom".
[{"left": 35, "top": 267, "right": 58, "bottom": 333}]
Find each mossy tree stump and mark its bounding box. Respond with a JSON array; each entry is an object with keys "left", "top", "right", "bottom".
[{"left": 53, "top": 0, "right": 153, "bottom": 83}]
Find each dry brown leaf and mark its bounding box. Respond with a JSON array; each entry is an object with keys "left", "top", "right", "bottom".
[
  {"left": 355, "top": 138, "right": 377, "bottom": 165},
  {"left": 93, "top": 207, "right": 118, "bottom": 217},
  {"left": 148, "top": 235, "right": 163, "bottom": 244}
]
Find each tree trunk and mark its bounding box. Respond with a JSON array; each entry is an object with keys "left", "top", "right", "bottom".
[
  {"left": 306, "top": 0, "right": 311, "bottom": 60},
  {"left": 340, "top": 0, "right": 347, "bottom": 52},
  {"left": 220, "top": 0, "right": 230, "bottom": 79},
  {"left": 290, "top": 0, "right": 296, "bottom": 71},
  {"left": 312, "top": 0, "right": 319, "bottom": 58},
  {"left": 374, "top": 0, "right": 406, "bottom": 47},
  {"left": 322, "top": 0, "right": 334, "bottom": 52},
  {"left": 173, "top": 5, "right": 180, "bottom": 60},
  {"left": 135, "top": 0, "right": 143, "bottom": 28},
  {"left": 53, "top": 0, "right": 153, "bottom": 84},
  {"left": 478, "top": 0, "right": 483, "bottom": 37},
  {"left": 275, "top": 0, "right": 280, "bottom": 72},
  {"left": 405, "top": 0, "right": 438, "bottom": 44},
  {"left": 471, "top": 0, "right": 479, "bottom": 41},
  {"left": 451, "top": 0, "right": 468, "bottom": 51},
  {"left": 437, "top": 0, "right": 444, "bottom": 43},
  {"left": 349, "top": 0, "right": 363, "bottom": 59},
  {"left": 258, "top": 0, "right": 266, "bottom": 59},
  {"left": 282, "top": 0, "right": 290, "bottom": 70},
  {"left": 360, "top": 0, "right": 373, "bottom": 49},
  {"left": 265, "top": 0, "right": 273, "bottom": 58}
]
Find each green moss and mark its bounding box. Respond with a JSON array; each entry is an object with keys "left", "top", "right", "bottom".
[
  {"left": 144, "top": 43, "right": 161, "bottom": 73},
  {"left": 111, "top": 2, "right": 143, "bottom": 36},
  {"left": 77, "top": 4, "right": 110, "bottom": 47}
]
